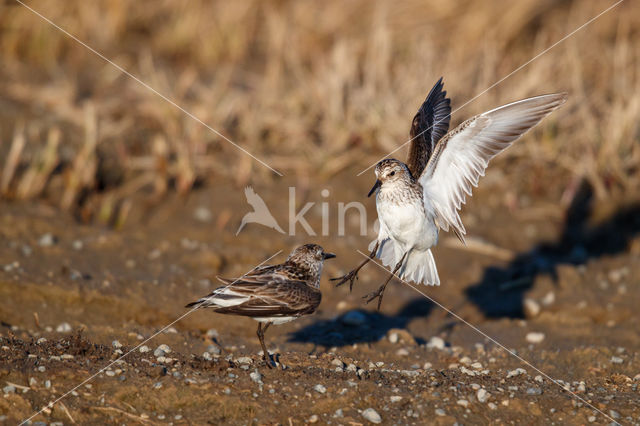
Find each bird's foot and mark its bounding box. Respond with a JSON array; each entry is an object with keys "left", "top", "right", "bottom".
[
  {"left": 262, "top": 353, "right": 276, "bottom": 369},
  {"left": 363, "top": 286, "right": 386, "bottom": 311},
  {"left": 330, "top": 270, "right": 359, "bottom": 292}
]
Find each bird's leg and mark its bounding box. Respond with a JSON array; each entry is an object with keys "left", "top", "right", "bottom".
[
  {"left": 364, "top": 251, "right": 408, "bottom": 310},
  {"left": 331, "top": 241, "right": 379, "bottom": 292},
  {"left": 257, "top": 323, "right": 274, "bottom": 368}
]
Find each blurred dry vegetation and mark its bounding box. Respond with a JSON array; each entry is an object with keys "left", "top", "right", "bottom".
[{"left": 0, "top": 0, "right": 638, "bottom": 225}]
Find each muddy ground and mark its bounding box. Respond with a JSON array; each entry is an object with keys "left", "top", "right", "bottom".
[{"left": 1, "top": 171, "right": 640, "bottom": 425}]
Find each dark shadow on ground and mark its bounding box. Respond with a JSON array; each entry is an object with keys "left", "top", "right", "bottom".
[
  {"left": 288, "top": 298, "right": 434, "bottom": 347},
  {"left": 465, "top": 180, "right": 640, "bottom": 318}
]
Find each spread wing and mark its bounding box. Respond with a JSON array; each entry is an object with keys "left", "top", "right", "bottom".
[
  {"left": 406, "top": 77, "right": 451, "bottom": 178},
  {"left": 419, "top": 93, "right": 567, "bottom": 243}
]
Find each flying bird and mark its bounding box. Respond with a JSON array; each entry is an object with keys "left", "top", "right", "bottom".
[
  {"left": 186, "top": 244, "right": 335, "bottom": 368},
  {"left": 332, "top": 78, "right": 567, "bottom": 309},
  {"left": 236, "top": 186, "right": 285, "bottom": 235}
]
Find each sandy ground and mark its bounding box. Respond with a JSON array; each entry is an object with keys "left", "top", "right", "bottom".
[{"left": 1, "top": 173, "right": 640, "bottom": 425}]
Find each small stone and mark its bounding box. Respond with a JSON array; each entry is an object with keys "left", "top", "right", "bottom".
[
  {"left": 139, "top": 345, "right": 151, "bottom": 353},
  {"left": 526, "top": 332, "right": 545, "bottom": 344},
  {"left": 334, "top": 409, "right": 343, "bottom": 418},
  {"left": 488, "top": 402, "right": 497, "bottom": 410},
  {"left": 507, "top": 368, "right": 526, "bottom": 378},
  {"left": 526, "top": 387, "right": 542, "bottom": 395},
  {"left": 396, "top": 348, "right": 409, "bottom": 356},
  {"left": 207, "top": 344, "right": 221, "bottom": 355},
  {"left": 308, "top": 414, "right": 319, "bottom": 423},
  {"left": 112, "top": 340, "right": 123, "bottom": 349},
  {"left": 609, "top": 410, "right": 620, "bottom": 419},
  {"left": 250, "top": 369, "right": 262, "bottom": 384},
  {"left": 390, "top": 396, "right": 402, "bottom": 403},
  {"left": 154, "top": 344, "right": 171, "bottom": 357},
  {"left": 535, "top": 375, "right": 543, "bottom": 383},
  {"left": 362, "top": 408, "right": 382, "bottom": 424},
  {"left": 477, "top": 388, "right": 490, "bottom": 403},
  {"left": 72, "top": 240, "right": 83, "bottom": 250},
  {"left": 388, "top": 332, "right": 399, "bottom": 344},
  {"left": 56, "top": 322, "right": 72, "bottom": 333},
  {"left": 435, "top": 408, "right": 446, "bottom": 416},
  {"left": 202, "top": 352, "right": 212, "bottom": 361},
  {"left": 236, "top": 357, "right": 252, "bottom": 364},
  {"left": 471, "top": 362, "right": 483, "bottom": 369},
  {"left": 38, "top": 233, "right": 57, "bottom": 247},
  {"left": 523, "top": 298, "right": 541, "bottom": 318},
  {"left": 340, "top": 311, "right": 367, "bottom": 326},
  {"left": 331, "top": 359, "right": 344, "bottom": 367},
  {"left": 457, "top": 399, "right": 469, "bottom": 408},
  {"left": 194, "top": 207, "right": 213, "bottom": 223},
  {"left": 588, "top": 415, "right": 596, "bottom": 423},
  {"left": 105, "top": 370, "right": 115, "bottom": 377},
  {"left": 206, "top": 328, "right": 219, "bottom": 339},
  {"left": 45, "top": 380, "right": 51, "bottom": 389},
  {"left": 29, "top": 378, "right": 37, "bottom": 387},
  {"left": 37, "top": 338, "right": 47, "bottom": 344},
  {"left": 3, "top": 385, "right": 16, "bottom": 394},
  {"left": 611, "top": 356, "right": 623, "bottom": 364},
  {"left": 426, "top": 336, "right": 445, "bottom": 350},
  {"left": 541, "top": 291, "right": 555, "bottom": 306},
  {"left": 153, "top": 382, "right": 162, "bottom": 389},
  {"left": 314, "top": 384, "right": 327, "bottom": 394}
]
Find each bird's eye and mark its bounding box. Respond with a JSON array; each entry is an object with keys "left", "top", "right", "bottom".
[{"left": 390, "top": 171, "right": 395, "bottom": 176}]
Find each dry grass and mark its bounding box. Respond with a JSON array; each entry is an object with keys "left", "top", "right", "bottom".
[{"left": 0, "top": 0, "right": 638, "bottom": 222}]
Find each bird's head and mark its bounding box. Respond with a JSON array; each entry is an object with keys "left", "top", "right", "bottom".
[
  {"left": 368, "top": 159, "right": 411, "bottom": 197},
  {"left": 287, "top": 244, "right": 336, "bottom": 265}
]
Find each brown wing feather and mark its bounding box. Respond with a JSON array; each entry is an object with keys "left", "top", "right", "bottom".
[{"left": 406, "top": 77, "right": 451, "bottom": 178}]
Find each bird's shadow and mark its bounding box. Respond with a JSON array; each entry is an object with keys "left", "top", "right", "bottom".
[
  {"left": 288, "top": 298, "right": 434, "bottom": 347},
  {"left": 465, "top": 179, "right": 640, "bottom": 318}
]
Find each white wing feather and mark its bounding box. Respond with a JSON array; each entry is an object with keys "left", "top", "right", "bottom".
[{"left": 419, "top": 93, "right": 567, "bottom": 243}]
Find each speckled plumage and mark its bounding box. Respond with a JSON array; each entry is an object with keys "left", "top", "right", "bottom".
[
  {"left": 186, "top": 244, "right": 335, "bottom": 367},
  {"left": 334, "top": 78, "right": 567, "bottom": 309}
]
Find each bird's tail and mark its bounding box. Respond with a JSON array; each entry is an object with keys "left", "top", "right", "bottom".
[{"left": 401, "top": 249, "right": 440, "bottom": 286}]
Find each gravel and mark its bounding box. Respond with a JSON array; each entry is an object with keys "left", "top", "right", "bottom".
[
  {"left": 313, "top": 384, "right": 327, "bottom": 394},
  {"left": 477, "top": 388, "right": 490, "bottom": 403},
  {"left": 154, "top": 344, "right": 171, "bottom": 357},
  {"left": 361, "top": 408, "right": 382, "bottom": 424},
  {"left": 56, "top": 322, "right": 72, "bottom": 333},
  {"left": 526, "top": 332, "right": 545, "bottom": 343},
  {"left": 507, "top": 368, "right": 527, "bottom": 378},
  {"left": 526, "top": 387, "right": 542, "bottom": 395},
  {"left": 340, "top": 311, "right": 367, "bottom": 326},
  {"left": 435, "top": 408, "right": 446, "bottom": 416},
  {"left": 426, "top": 336, "right": 446, "bottom": 350},
  {"left": 250, "top": 369, "right": 262, "bottom": 384},
  {"left": 139, "top": 345, "right": 151, "bottom": 353},
  {"left": 38, "top": 233, "right": 57, "bottom": 247}
]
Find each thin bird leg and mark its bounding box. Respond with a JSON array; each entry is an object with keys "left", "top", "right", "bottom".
[
  {"left": 364, "top": 251, "right": 408, "bottom": 310},
  {"left": 331, "top": 241, "right": 379, "bottom": 292},
  {"left": 256, "top": 323, "right": 274, "bottom": 368}
]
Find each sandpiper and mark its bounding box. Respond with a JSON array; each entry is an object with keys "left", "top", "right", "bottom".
[
  {"left": 333, "top": 78, "right": 567, "bottom": 309},
  {"left": 186, "top": 244, "right": 335, "bottom": 368}
]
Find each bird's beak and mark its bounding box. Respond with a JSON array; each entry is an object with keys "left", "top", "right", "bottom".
[
  {"left": 323, "top": 252, "right": 336, "bottom": 260},
  {"left": 368, "top": 179, "right": 382, "bottom": 197}
]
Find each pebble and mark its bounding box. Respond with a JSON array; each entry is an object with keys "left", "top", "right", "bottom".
[
  {"left": 154, "top": 344, "right": 171, "bottom": 357},
  {"left": 38, "top": 233, "right": 57, "bottom": 247},
  {"left": 56, "top": 322, "right": 72, "bottom": 333},
  {"left": 457, "top": 399, "right": 469, "bottom": 408},
  {"left": 527, "top": 387, "right": 542, "bottom": 395},
  {"left": 206, "top": 328, "right": 219, "bottom": 339},
  {"left": 362, "top": 408, "right": 382, "bottom": 424},
  {"left": 609, "top": 410, "right": 620, "bottom": 419},
  {"left": 396, "top": 348, "right": 409, "bottom": 356},
  {"left": 390, "top": 396, "right": 402, "bottom": 403},
  {"left": 202, "top": 352, "right": 212, "bottom": 361},
  {"left": 36, "top": 338, "right": 47, "bottom": 344},
  {"left": 331, "top": 359, "right": 344, "bottom": 367},
  {"left": 250, "top": 370, "right": 262, "bottom": 384},
  {"left": 507, "top": 368, "right": 527, "bottom": 378},
  {"left": 526, "top": 332, "right": 545, "bottom": 344},
  {"left": 45, "top": 380, "right": 51, "bottom": 389},
  {"left": 588, "top": 415, "right": 596, "bottom": 423},
  {"left": 207, "top": 344, "right": 221, "bottom": 355},
  {"left": 29, "top": 378, "right": 37, "bottom": 387},
  {"left": 236, "top": 357, "right": 252, "bottom": 364},
  {"left": 426, "top": 336, "right": 445, "bottom": 350},
  {"left": 340, "top": 311, "right": 367, "bottom": 326},
  {"left": 308, "top": 414, "right": 319, "bottom": 423},
  {"left": 139, "top": 345, "right": 151, "bottom": 353},
  {"left": 153, "top": 382, "right": 162, "bottom": 389},
  {"left": 435, "top": 408, "right": 446, "bottom": 416},
  {"left": 334, "top": 408, "right": 343, "bottom": 418},
  {"left": 523, "top": 298, "right": 541, "bottom": 318},
  {"left": 112, "top": 340, "right": 123, "bottom": 349},
  {"left": 194, "top": 207, "right": 213, "bottom": 223},
  {"left": 488, "top": 402, "right": 497, "bottom": 410},
  {"left": 314, "top": 384, "right": 327, "bottom": 394},
  {"left": 611, "top": 356, "right": 623, "bottom": 364},
  {"left": 72, "top": 240, "right": 84, "bottom": 250},
  {"left": 105, "top": 370, "right": 115, "bottom": 377},
  {"left": 388, "top": 332, "right": 399, "bottom": 344},
  {"left": 3, "top": 385, "right": 16, "bottom": 394},
  {"left": 477, "top": 388, "right": 490, "bottom": 403}
]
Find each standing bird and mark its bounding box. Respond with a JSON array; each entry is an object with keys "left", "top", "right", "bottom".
[
  {"left": 332, "top": 78, "right": 567, "bottom": 309},
  {"left": 186, "top": 244, "right": 335, "bottom": 368}
]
